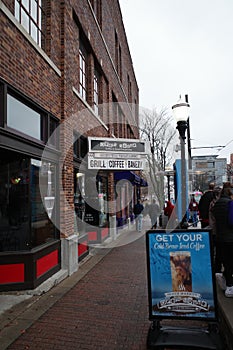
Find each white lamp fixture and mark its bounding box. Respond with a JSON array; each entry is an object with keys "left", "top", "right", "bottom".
[{"left": 172, "top": 95, "right": 190, "bottom": 141}]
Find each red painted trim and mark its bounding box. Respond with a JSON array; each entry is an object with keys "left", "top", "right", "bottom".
[
  {"left": 36, "top": 250, "right": 58, "bottom": 278},
  {"left": 88, "top": 231, "right": 97, "bottom": 241},
  {"left": 101, "top": 227, "right": 109, "bottom": 239},
  {"left": 0, "top": 263, "right": 24, "bottom": 284},
  {"left": 78, "top": 240, "right": 88, "bottom": 256}
]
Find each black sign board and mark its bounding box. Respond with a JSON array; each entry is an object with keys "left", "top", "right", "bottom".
[{"left": 89, "top": 138, "right": 146, "bottom": 153}]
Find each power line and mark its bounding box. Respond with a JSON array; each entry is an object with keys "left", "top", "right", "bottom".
[
  {"left": 191, "top": 139, "right": 233, "bottom": 151},
  {"left": 191, "top": 145, "right": 224, "bottom": 150}
]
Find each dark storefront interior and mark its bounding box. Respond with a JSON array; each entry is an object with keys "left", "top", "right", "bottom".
[{"left": 0, "top": 149, "right": 58, "bottom": 252}]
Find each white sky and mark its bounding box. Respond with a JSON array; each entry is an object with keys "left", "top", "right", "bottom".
[{"left": 119, "top": 0, "right": 233, "bottom": 162}]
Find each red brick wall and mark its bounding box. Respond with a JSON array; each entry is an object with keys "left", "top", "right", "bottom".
[{"left": 0, "top": 0, "right": 139, "bottom": 236}]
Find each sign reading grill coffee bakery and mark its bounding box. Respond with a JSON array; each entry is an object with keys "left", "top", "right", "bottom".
[
  {"left": 88, "top": 137, "right": 148, "bottom": 170},
  {"left": 88, "top": 157, "right": 146, "bottom": 170}
]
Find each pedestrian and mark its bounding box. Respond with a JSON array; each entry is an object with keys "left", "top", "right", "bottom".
[
  {"left": 148, "top": 199, "right": 160, "bottom": 229},
  {"left": 164, "top": 200, "right": 175, "bottom": 219},
  {"left": 143, "top": 202, "right": 150, "bottom": 217},
  {"left": 212, "top": 182, "right": 233, "bottom": 298},
  {"left": 209, "top": 186, "right": 222, "bottom": 272},
  {"left": 188, "top": 194, "right": 199, "bottom": 227},
  {"left": 198, "top": 183, "right": 215, "bottom": 228},
  {"left": 133, "top": 200, "right": 144, "bottom": 232}
]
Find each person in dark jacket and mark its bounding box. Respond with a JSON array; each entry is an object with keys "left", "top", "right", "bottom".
[
  {"left": 133, "top": 200, "right": 144, "bottom": 232},
  {"left": 148, "top": 199, "right": 160, "bottom": 229},
  {"left": 198, "top": 183, "right": 215, "bottom": 228},
  {"left": 212, "top": 182, "right": 233, "bottom": 297},
  {"left": 188, "top": 195, "right": 199, "bottom": 227}
]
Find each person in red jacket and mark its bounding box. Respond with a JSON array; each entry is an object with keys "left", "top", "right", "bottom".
[{"left": 164, "top": 200, "right": 174, "bottom": 219}]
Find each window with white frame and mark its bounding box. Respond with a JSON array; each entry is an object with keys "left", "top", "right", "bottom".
[
  {"left": 15, "top": 0, "right": 45, "bottom": 47},
  {"left": 93, "top": 69, "right": 99, "bottom": 115},
  {"left": 79, "top": 44, "right": 87, "bottom": 100}
]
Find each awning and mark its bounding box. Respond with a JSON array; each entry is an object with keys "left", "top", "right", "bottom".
[
  {"left": 140, "top": 178, "right": 148, "bottom": 187},
  {"left": 114, "top": 171, "right": 144, "bottom": 186}
]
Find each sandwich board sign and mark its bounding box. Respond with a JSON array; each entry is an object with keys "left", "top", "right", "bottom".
[{"left": 146, "top": 229, "right": 223, "bottom": 349}]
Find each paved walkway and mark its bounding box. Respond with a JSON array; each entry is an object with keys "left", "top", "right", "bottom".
[
  {"left": 0, "top": 218, "right": 231, "bottom": 350},
  {"left": 0, "top": 219, "right": 152, "bottom": 350}
]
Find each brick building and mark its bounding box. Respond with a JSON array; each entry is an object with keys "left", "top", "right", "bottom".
[{"left": 0, "top": 0, "right": 143, "bottom": 291}]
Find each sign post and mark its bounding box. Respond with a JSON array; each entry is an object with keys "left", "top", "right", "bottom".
[{"left": 146, "top": 229, "right": 224, "bottom": 349}]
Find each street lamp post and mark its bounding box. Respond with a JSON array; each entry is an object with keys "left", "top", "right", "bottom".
[{"left": 172, "top": 96, "right": 190, "bottom": 226}]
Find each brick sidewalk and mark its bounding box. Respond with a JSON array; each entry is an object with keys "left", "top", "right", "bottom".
[
  {"left": 5, "top": 234, "right": 151, "bottom": 350},
  {"left": 2, "top": 219, "right": 229, "bottom": 350}
]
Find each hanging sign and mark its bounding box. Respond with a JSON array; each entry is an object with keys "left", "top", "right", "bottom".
[
  {"left": 146, "top": 229, "right": 217, "bottom": 321},
  {"left": 88, "top": 156, "right": 146, "bottom": 170},
  {"left": 88, "top": 137, "right": 149, "bottom": 154}
]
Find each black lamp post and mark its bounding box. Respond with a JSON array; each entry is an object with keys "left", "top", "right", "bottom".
[{"left": 172, "top": 96, "right": 190, "bottom": 226}]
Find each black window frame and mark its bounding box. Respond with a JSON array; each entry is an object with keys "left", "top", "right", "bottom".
[
  {"left": 0, "top": 80, "right": 59, "bottom": 148},
  {"left": 73, "top": 132, "right": 88, "bottom": 161}
]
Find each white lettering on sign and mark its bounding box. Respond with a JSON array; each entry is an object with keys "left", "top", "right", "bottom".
[
  {"left": 153, "top": 233, "right": 206, "bottom": 252},
  {"left": 154, "top": 233, "right": 203, "bottom": 244}
]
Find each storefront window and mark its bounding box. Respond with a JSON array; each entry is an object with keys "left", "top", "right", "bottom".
[
  {"left": 83, "top": 174, "right": 108, "bottom": 228},
  {"left": 74, "top": 170, "right": 85, "bottom": 234},
  {"left": 7, "top": 94, "right": 41, "bottom": 140},
  {"left": 31, "top": 159, "right": 57, "bottom": 247},
  {"left": 0, "top": 150, "right": 57, "bottom": 252},
  {"left": 0, "top": 152, "right": 30, "bottom": 251},
  {"left": 97, "top": 176, "right": 108, "bottom": 227}
]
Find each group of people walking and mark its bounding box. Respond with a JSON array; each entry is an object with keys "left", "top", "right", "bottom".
[
  {"left": 133, "top": 198, "right": 175, "bottom": 232},
  {"left": 133, "top": 181, "right": 233, "bottom": 298},
  {"left": 198, "top": 182, "right": 233, "bottom": 298},
  {"left": 133, "top": 198, "right": 161, "bottom": 232}
]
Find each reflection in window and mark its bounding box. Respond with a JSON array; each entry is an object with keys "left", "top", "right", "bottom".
[
  {"left": 0, "top": 154, "right": 30, "bottom": 251},
  {"left": 48, "top": 117, "right": 59, "bottom": 147},
  {"left": 7, "top": 94, "right": 41, "bottom": 140},
  {"left": 0, "top": 150, "right": 57, "bottom": 252},
  {"left": 31, "top": 159, "right": 56, "bottom": 247},
  {"left": 73, "top": 133, "right": 87, "bottom": 159},
  {"left": 15, "top": 0, "right": 44, "bottom": 47},
  {"left": 97, "top": 176, "right": 108, "bottom": 227},
  {"left": 74, "top": 170, "right": 85, "bottom": 234}
]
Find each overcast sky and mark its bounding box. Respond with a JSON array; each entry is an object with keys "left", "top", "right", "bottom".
[{"left": 119, "top": 0, "right": 233, "bottom": 162}]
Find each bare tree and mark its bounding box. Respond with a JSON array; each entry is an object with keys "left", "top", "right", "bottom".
[
  {"left": 140, "top": 107, "right": 177, "bottom": 208},
  {"left": 227, "top": 163, "right": 233, "bottom": 183}
]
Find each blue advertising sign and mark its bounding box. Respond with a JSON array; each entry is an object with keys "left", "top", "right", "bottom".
[{"left": 146, "top": 229, "right": 217, "bottom": 321}]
